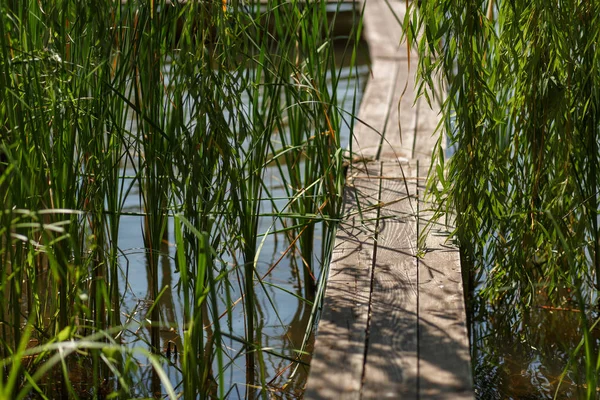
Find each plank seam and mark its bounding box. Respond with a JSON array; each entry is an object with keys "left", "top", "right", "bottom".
[
  {"left": 375, "top": 62, "right": 401, "bottom": 160},
  {"left": 416, "top": 159, "right": 421, "bottom": 398},
  {"left": 411, "top": 98, "right": 420, "bottom": 159},
  {"left": 359, "top": 161, "right": 383, "bottom": 399}
]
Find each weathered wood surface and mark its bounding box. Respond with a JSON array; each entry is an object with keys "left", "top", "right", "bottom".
[
  {"left": 351, "top": 52, "right": 440, "bottom": 160},
  {"left": 360, "top": 0, "right": 406, "bottom": 61},
  {"left": 416, "top": 162, "right": 473, "bottom": 400},
  {"left": 360, "top": 161, "right": 418, "bottom": 398},
  {"left": 306, "top": 0, "right": 473, "bottom": 398},
  {"left": 303, "top": 163, "right": 379, "bottom": 400}
]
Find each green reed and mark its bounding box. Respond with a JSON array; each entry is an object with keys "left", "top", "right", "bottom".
[
  {"left": 408, "top": 0, "right": 600, "bottom": 397},
  {"left": 0, "top": 0, "right": 361, "bottom": 397}
]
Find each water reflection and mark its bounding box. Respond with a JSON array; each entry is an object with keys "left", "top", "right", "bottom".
[
  {"left": 109, "top": 55, "right": 369, "bottom": 398},
  {"left": 469, "top": 272, "right": 600, "bottom": 399}
]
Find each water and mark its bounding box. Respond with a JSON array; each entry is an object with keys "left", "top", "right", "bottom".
[
  {"left": 110, "top": 46, "right": 370, "bottom": 398},
  {"left": 469, "top": 269, "right": 600, "bottom": 399}
]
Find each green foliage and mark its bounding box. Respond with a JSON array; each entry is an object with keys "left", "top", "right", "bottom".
[
  {"left": 0, "top": 0, "right": 363, "bottom": 397},
  {"left": 408, "top": 0, "right": 600, "bottom": 397}
]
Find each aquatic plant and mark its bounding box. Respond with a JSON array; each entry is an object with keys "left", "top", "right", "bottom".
[{"left": 0, "top": 0, "right": 364, "bottom": 397}]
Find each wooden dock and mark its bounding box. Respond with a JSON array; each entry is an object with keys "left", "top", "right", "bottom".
[{"left": 305, "top": 0, "right": 474, "bottom": 398}]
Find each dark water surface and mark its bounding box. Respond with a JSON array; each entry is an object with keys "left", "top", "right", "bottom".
[{"left": 469, "top": 271, "right": 600, "bottom": 399}]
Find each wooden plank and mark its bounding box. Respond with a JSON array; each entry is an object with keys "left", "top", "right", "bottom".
[
  {"left": 376, "top": 56, "right": 419, "bottom": 160},
  {"left": 370, "top": 54, "right": 442, "bottom": 161},
  {"left": 304, "top": 162, "right": 380, "bottom": 400},
  {"left": 308, "top": 0, "right": 474, "bottom": 396},
  {"left": 412, "top": 88, "right": 443, "bottom": 159},
  {"left": 361, "top": 160, "right": 418, "bottom": 399},
  {"left": 361, "top": 0, "right": 408, "bottom": 60},
  {"left": 416, "top": 162, "right": 473, "bottom": 399},
  {"left": 353, "top": 54, "right": 437, "bottom": 162},
  {"left": 352, "top": 60, "right": 399, "bottom": 161},
  {"left": 359, "top": 0, "right": 444, "bottom": 161}
]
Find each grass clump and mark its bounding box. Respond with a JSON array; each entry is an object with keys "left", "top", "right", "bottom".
[{"left": 0, "top": 0, "right": 364, "bottom": 397}]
